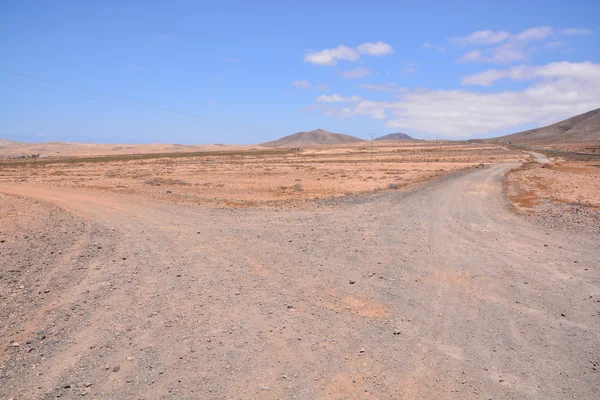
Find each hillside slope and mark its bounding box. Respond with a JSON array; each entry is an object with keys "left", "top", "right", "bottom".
[
  {"left": 261, "top": 129, "right": 364, "bottom": 147},
  {"left": 0, "top": 138, "right": 17, "bottom": 147},
  {"left": 497, "top": 108, "right": 600, "bottom": 151},
  {"left": 375, "top": 132, "right": 416, "bottom": 141}
]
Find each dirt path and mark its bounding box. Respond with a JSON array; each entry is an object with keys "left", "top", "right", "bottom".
[
  {"left": 525, "top": 151, "right": 551, "bottom": 164},
  {"left": 1, "top": 163, "right": 599, "bottom": 399}
]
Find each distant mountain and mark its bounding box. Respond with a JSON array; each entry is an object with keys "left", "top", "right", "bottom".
[
  {"left": 0, "top": 138, "right": 17, "bottom": 147},
  {"left": 261, "top": 129, "right": 364, "bottom": 147},
  {"left": 496, "top": 108, "right": 600, "bottom": 146},
  {"left": 375, "top": 132, "right": 416, "bottom": 141}
]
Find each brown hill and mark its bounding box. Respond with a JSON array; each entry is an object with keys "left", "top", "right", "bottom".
[
  {"left": 375, "top": 132, "right": 416, "bottom": 141},
  {"left": 261, "top": 129, "right": 363, "bottom": 147},
  {"left": 0, "top": 138, "right": 17, "bottom": 147},
  {"left": 496, "top": 108, "right": 600, "bottom": 151}
]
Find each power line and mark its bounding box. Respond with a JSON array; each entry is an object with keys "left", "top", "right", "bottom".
[
  {"left": 0, "top": 75, "right": 114, "bottom": 103},
  {"left": 0, "top": 67, "right": 253, "bottom": 129}
]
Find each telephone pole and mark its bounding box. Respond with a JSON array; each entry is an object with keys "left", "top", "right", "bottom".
[{"left": 370, "top": 134, "right": 374, "bottom": 162}]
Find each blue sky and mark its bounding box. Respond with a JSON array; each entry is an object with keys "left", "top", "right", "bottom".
[{"left": 1, "top": 0, "right": 599, "bottom": 144}]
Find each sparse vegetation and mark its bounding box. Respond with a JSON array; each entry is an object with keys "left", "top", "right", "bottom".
[{"left": 144, "top": 177, "right": 190, "bottom": 186}]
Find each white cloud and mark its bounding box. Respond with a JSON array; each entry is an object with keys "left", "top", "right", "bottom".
[
  {"left": 536, "top": 61, "right": 600, "bottom": 80},
  {"left": 460, "top": 69, "right": 510, "bottom": 86},
  {"left": 454, "top": 26, "right": 590, "bottom": 64},
  {"left": 457, "top": 44, "right": 528, "bottom": 64},
  {"left": 304, "top": 45, "right": 359, "bottom": 66},
  {"left": 340, "top": 67, "right": 372, "bottom": 78},
  {"left": 422, "top": 42, "right": 447, "bottom": 52},
  {"left": 458, "top": 50, "right": 484, "bottom": 62},
  {"left": 313, "top": 61, "right": 600, "bottom": 137},
  {"left": 304, "top": 42, "right": 393, "bottom": 66},
  {"left": 356, "top": 41, "right": 393, "bottom": 56},
  {"left": 488, "top": 43, "right": 528, "bottom": 63},
  {"left": 462, "top": 61, "right": 600, "bottom": 86},
  {"left": 516, "top": 26, "right": 553, "bottom": 42},
  {"left": 561, "top": 28, "right": 592, "bottom": 36},
  {"left": 451, "top": 30, "right": 511, "bottom": 46},
  {"left": 358, "top": 83, "right": 408, "bottom": 93},
  {"left": 316, "top": 93, "right": 362, "bottom": 103},
  {"left": 292, "top": 80, "right": 311, "bottom": 89}
]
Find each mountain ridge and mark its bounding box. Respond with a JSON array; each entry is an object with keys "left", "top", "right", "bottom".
[
  {"left": 261, "top": 129, "right": 364, "bottom": 147},
  {"left": 375, "top": 132, "right": 416, "bottom": 141},
  {"left": 496, "top": 108, "right": 600, "bottom": 146}
]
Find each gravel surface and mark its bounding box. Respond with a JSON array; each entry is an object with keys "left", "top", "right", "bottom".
[{"left": 1, "top": 163, "right": 599, "bottom": 399}]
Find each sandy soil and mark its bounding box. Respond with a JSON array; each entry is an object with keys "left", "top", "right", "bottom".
[
  {"left": 1, "top": 144, "right": 598, "bottom": 398},
  {"left": 1, "top": 161, "right": 599, "bottom": 399},
  {"left": 0, "top": 142, "right": 522, "bottom": 207},
  {"left": 504, "top": 154, "right": 600, "bottom": 235},
  {"left": 0, "top": 141, "right": 252, "bottom": 158},
  {"left": 505, "top": 158, "right": 600, "bottom": 209}
]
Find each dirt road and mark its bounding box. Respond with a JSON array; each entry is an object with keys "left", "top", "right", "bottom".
[
  {"left": 1, "top": 163, "right": 599, "bottom": 399},
  {"left": 525, "top": 152, "right": 550, "bottom": 164}
]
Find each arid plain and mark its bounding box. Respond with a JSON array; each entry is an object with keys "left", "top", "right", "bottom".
[
  {"left": 1, "top": 141, "right": 523, "bottom": 207},
  {"left": 1, "top": 139, "right": 599, "bottom": 399}
]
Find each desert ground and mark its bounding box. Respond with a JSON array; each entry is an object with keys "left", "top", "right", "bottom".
[
  {"left": 1, "top": 142, "right": 599, "bottom": 399},
  {"left": 0, "top": 142, "right": 520, "bottom": 207}
]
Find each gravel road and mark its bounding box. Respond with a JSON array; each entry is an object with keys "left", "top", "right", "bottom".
[
  {"left": 525, "top": 152, "right": 551, "bottom": 164},
  {"left": 1, "top": 163, "right": 598, "bottom": 399}
]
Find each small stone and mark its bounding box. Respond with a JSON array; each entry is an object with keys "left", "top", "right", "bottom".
[
  {"left": 83, "top": 382, "right": 92, "bottom": 388},
  {"left": 126, "top": 357, "right": 133, "bottom": 361},
  {"left": 561, "top": 313, "right": 566, "bottom": 317},
  {"left": 393, "top": 329, "right": 401, "bottom": 335},
  {"left": 359, "top": 348, "right": 365, "bottom": 353},
  {"left": 286, "top": 305, "right": 294, "bottom": 309},
  {"left": 349, "top": 280, "right": 355, "bottom": 285},
  {"left": 261, "top": 386, "right": 270, "bottom": 391},
  {"left": 112, "top": 365, "right": 120, "bottom": 372}
]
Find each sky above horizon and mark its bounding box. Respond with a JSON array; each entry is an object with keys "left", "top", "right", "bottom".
[{"left": 1, "top": 0, "right": 599, "bottom": 144}]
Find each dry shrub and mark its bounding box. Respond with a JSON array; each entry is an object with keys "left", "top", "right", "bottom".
[{"left": 144, "top": 177, "right": 190, "bottom": 186}]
